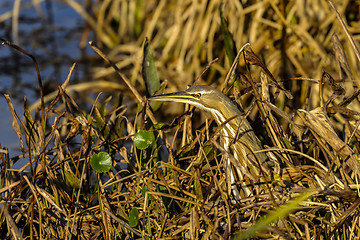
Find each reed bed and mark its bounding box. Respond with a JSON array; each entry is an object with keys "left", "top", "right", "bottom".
[{"left": 1, "top": 0, "right": 360, "bottom": 239}]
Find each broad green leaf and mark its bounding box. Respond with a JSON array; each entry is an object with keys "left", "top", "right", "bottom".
[
  {"left": 134, "top": 130, "right": 155, "bottom": 149},
  {"left": 90, "top": 152, "right": 112, "bottom": 173},
  {"left": 220, "top": 4, "right": 236, "bottom": 65},
  {"left": 143, "top": 37, "right": 160, "bottom": 96},
  {"left": 142, "top": 37, "right": 161, "bottom": 110},
  {"left": 128, "top": 208, "right": 139, "bottom": 228}
]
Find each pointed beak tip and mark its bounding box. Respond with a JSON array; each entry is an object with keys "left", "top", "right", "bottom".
[{"left": 148, "top": 91, "right": 190, "bottom": 102}]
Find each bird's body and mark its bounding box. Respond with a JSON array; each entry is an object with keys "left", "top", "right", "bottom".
[{"left": 150, "top": 85, "right": 272, "bottom": 199}]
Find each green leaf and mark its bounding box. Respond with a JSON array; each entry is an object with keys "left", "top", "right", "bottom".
[
  {"left": 220, "top": 3, "right": 236, "bottom": 65},
  {"left": 143, "top": 37, "right": 160, "bottom": 96},
  {"left": 142, "top": 37, "right": 161, "bottom": 110},
  {"left": 233, "top": 190, "right": 315, "bottom": 240},
  {"left": 128, "top": 208, "right": 139, "bottom": 228},
  {"left": 134, "top": 130, "right": 155, "bottom": 150},
  {"left": 90, "top": 152, "right": 112, "bottom": 173}
]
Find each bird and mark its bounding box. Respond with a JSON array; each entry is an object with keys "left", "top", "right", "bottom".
[{"left": 149, "top": 85, "right": 275, "bottom": 200}]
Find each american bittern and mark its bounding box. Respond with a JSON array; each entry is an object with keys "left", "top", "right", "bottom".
[{"left": 150, "top": 85, "right": 275, "bottom": 200}]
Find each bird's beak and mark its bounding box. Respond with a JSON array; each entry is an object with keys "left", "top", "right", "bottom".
[{"left": 149, "top": 91, "right": 195, "bottom": 103}]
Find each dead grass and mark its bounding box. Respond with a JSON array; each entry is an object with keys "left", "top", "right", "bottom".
[{"left": 1, "top": 0, "right": 360, "bottom": 239}]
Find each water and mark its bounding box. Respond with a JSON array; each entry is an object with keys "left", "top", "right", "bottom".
[{"left": 0, "top": 0, "right": 92, "bottom": 162}]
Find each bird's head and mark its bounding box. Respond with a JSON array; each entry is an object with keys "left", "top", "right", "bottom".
[{"left": 149, "top": 85, "right": 241, "bottom": 123}]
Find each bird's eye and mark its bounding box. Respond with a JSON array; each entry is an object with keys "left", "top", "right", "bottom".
[{"left": 193, "top": 93, "right": 201, "bottom": 98}]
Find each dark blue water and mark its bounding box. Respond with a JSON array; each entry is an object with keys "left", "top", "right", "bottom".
[{"left": 0, "top": 0, "right": 93, "bottom": 165}]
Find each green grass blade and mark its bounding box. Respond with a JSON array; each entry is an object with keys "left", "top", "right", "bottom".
[
  {"left": 233, "top": 190, "right": 315, "bottom": 240},
  {"left": 220, "top": 3, "right": 236, "bottom": 65}
]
